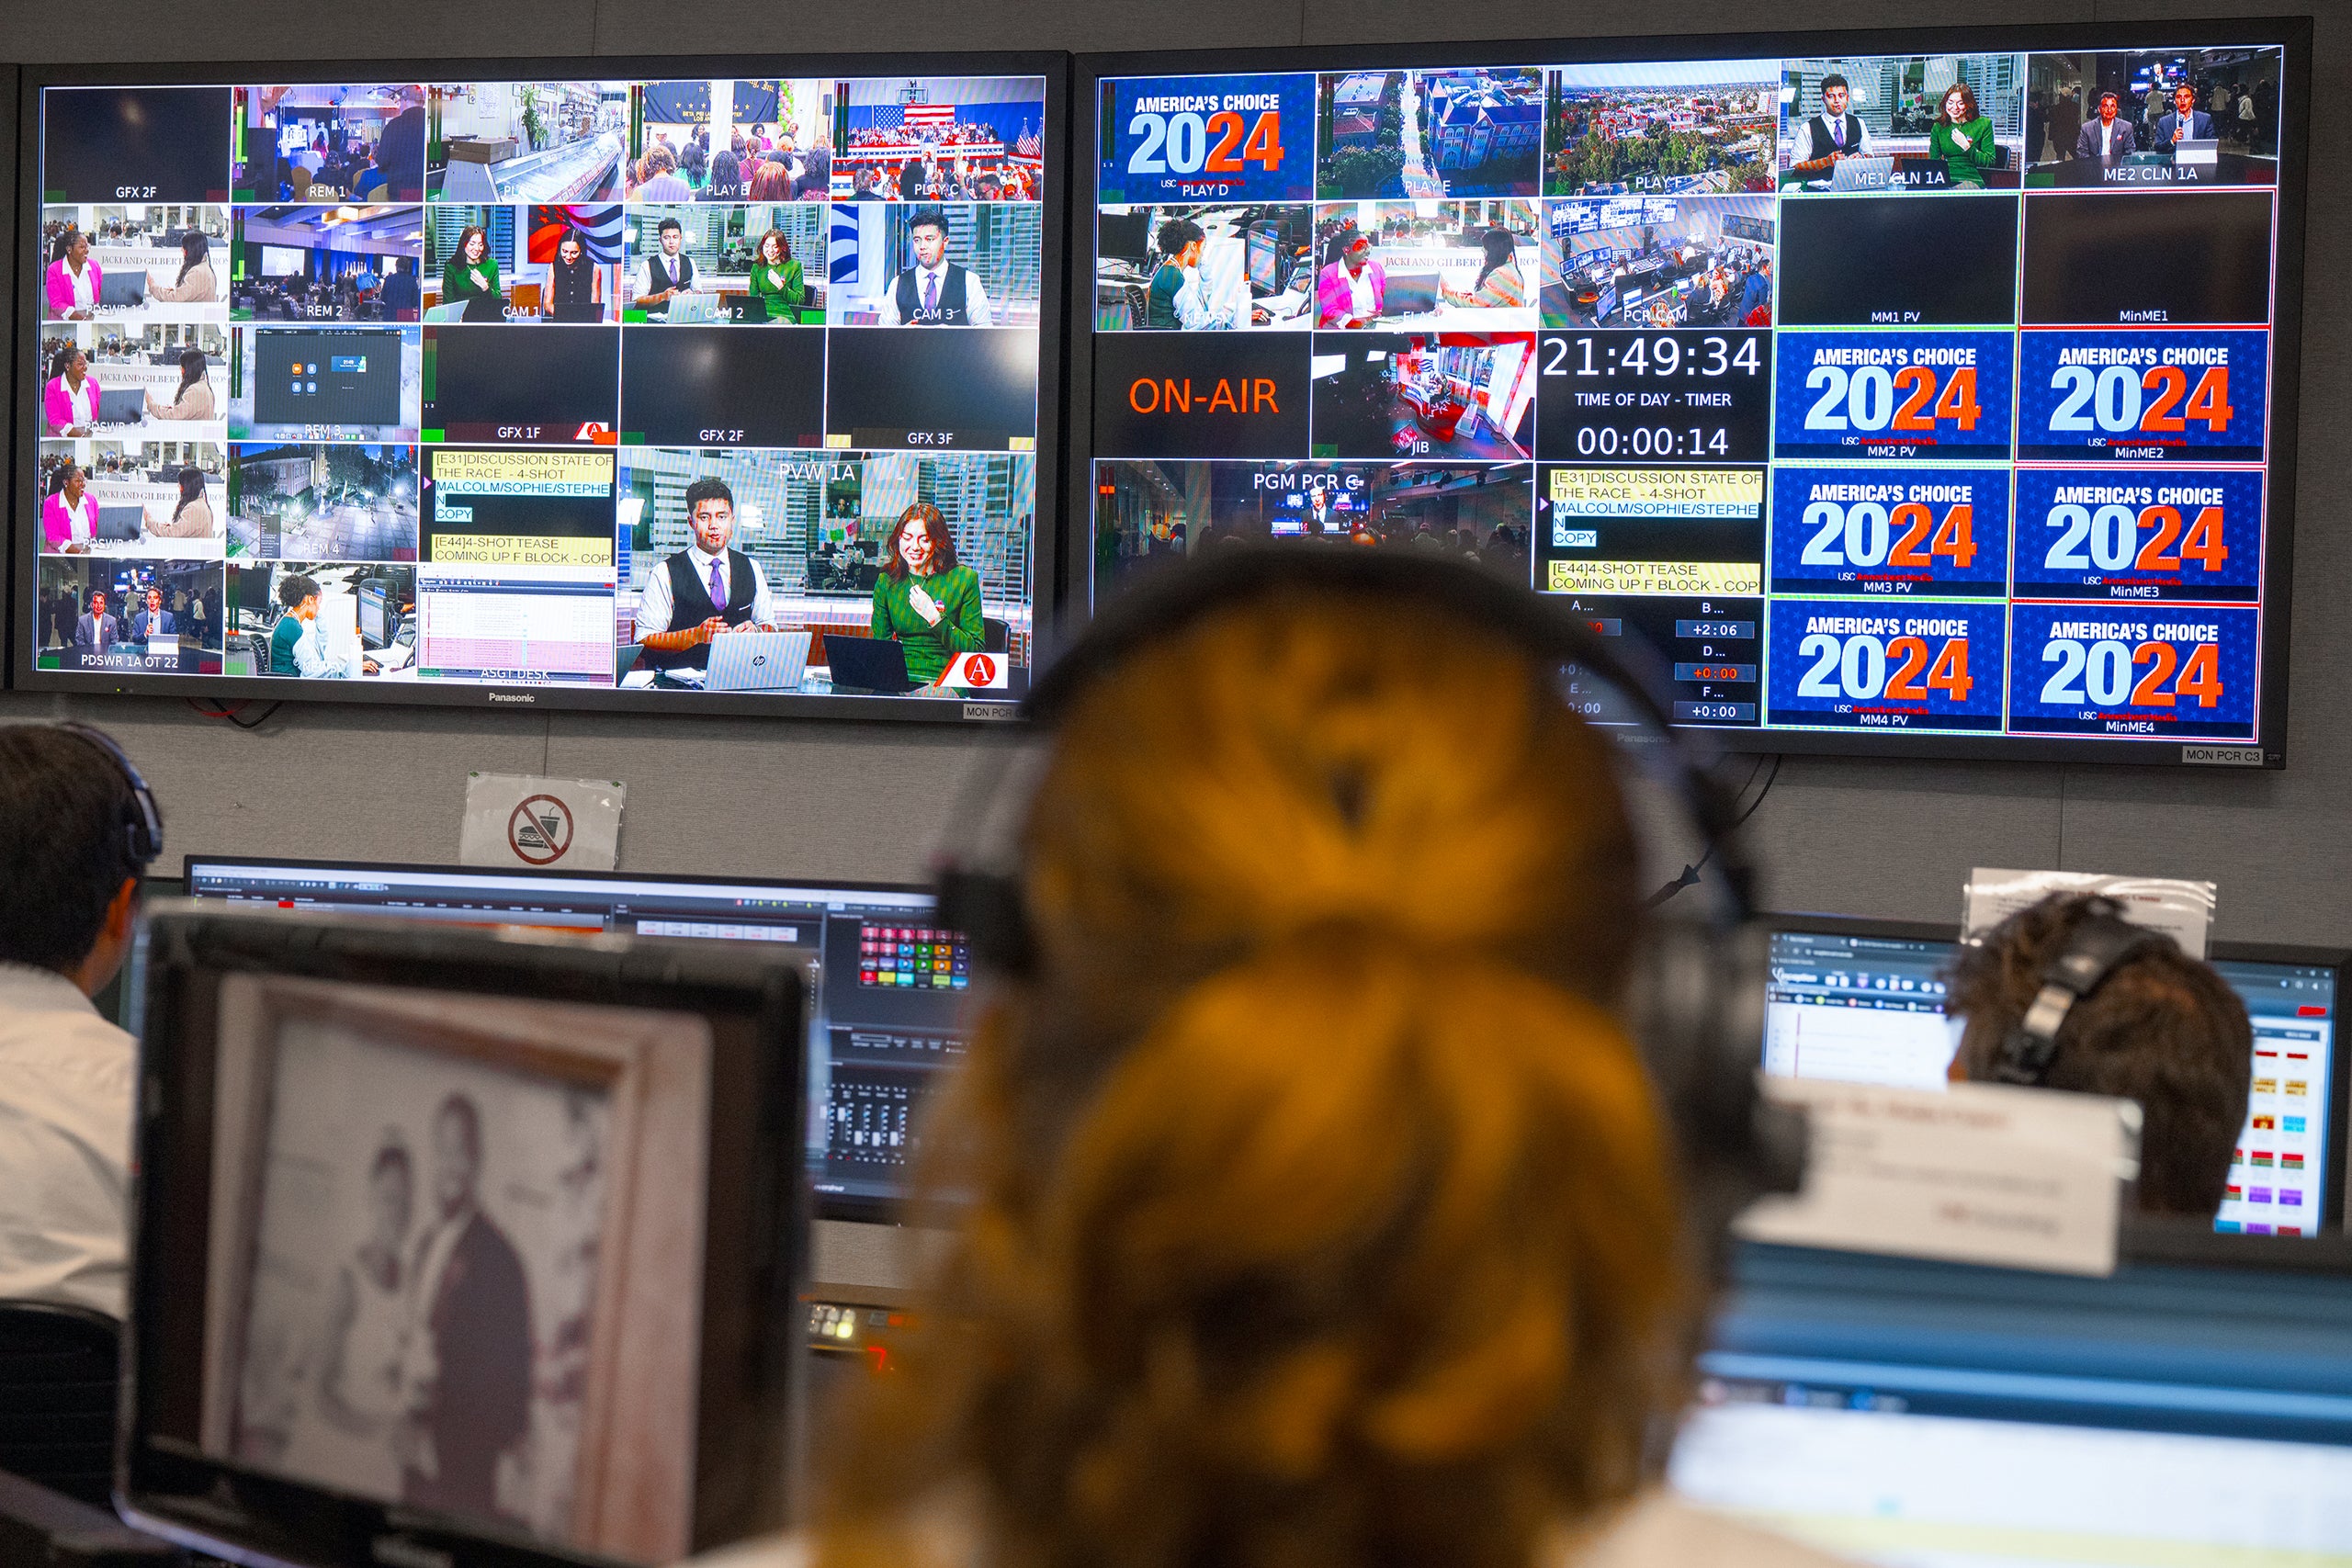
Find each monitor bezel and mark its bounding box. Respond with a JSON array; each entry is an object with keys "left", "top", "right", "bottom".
[
  {"left": 178, "top": 852, "right": 951, "bottom": 1226},
  {"left": 1763, "top": 908, "right": 2352, "bottom": 1232},
  {"left": 14, "top": 51, "right": 1071, "bottom": 725},
  {"left": 118, "top": 902, "right": 808, "bottom": 1568},
  {"left": 1069, "top": 17, "right": 2314, "bottom": 767}
]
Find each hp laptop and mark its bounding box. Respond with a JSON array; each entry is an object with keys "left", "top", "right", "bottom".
[{"left": 705, "top": 628, "right": 813, "bottom": 692}]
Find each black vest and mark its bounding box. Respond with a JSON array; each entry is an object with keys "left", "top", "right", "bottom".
[
  {"left": 649, "top": 547, "right": 755, "bottom": 670},
  {"left": 894, "top": 265, "right": 970, "bottom": 326},
  {"left": 646, "top": 252, "right": 694, "bottom": 294},
  {"left": 1805, "top": 112, "right": 1866, "bottom": 163}
]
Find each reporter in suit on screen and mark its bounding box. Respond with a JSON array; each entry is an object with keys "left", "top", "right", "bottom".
[
  {"left": 73, "top": 591, "right": 119, "bottom": 651},
  {"left": 639, "top": 477, "right": 778, "bottom": 671},
  {"left": 2076, "top": 91, "right": 2138, "bottom": 164},
  {"left": 2156, "top": 83, "right": 2214, "bottom": 150}
]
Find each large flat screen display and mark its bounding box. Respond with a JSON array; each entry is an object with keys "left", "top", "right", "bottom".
[
  {"left": 20, "top": 56, "right": 1062, "bottom": 719},
  {"left": 1080, "top": 25, "right": 2308, "bottom": 764}
]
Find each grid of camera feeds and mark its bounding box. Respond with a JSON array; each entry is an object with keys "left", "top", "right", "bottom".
[
  {"left": 34, "top": 72, "right": 1048, "bottom": 701},
  {"left": 1093, "top": 42, "right": 2290, "bottom": 748}
]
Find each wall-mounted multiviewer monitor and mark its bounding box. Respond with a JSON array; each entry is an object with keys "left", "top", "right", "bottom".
[
  {"left": 18, "top": 54, "right": 1065, "bottom": 720},
  {"left": 1076, "top": 22, "right": 2311, "bottom": 765}
]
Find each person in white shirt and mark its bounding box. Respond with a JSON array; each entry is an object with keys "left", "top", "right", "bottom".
[
  {"left": 880, "top": 207, "right": 993, "bottom": 326},
  {"left": 635, "top": 477, "right": 779, "bottom": 673},
  {"left": 0, "top": 722, "right": 163, "bottom": 1319},
  {"left": 634, "top": 216, "right": 697, "bottom": 316}
]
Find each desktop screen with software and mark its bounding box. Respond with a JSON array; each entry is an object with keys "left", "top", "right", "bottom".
[
  {"left": 1766, "top": 919, "right": 2344, "bottom": 1235},
  {"left": 183, "top": 856, "right": 967, "bottom": 1216},
  {"left": 1677, "top": 1241, "right": 2352, "bottom": 1567}
]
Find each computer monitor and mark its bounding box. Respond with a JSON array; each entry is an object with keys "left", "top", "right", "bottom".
[
  {"left": 119, "top": 904, "right": 805, "bottom": 1567},
  {"left": 1675, "top": 1237, "right": 2352, "bottom": 1565},
  {"left": 183, "top": 855, "right": 969, "bottom": 1221},
  {"left": 1764, "top": 914, "right": 2352, "bottom": 1235}
]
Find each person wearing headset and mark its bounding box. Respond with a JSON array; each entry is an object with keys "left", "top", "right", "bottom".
[
  {"left": 0, "top": 722, "right": 162, "bottom": 1315},
  {"left": 1944, "top": 892, "right": 2251, "bottom": 1217},
  {"left": 717, "top": 554, "right": 1840, "bottom": 1568}
]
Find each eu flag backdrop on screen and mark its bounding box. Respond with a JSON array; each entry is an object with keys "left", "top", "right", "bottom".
[{"left": 1100, "top": 73, "right": 1317, "bottom": 204}]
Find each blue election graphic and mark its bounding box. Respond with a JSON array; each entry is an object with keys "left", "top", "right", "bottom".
[
  {"left": 1099, "top": 73, "right": 1317, "bottom": 203},
  {"left": 1773, "top": 331, "right": 2016, "bottom": 461},
  {"left": 2017, "top": 330, "right": 2268, "bottom": 462},
  {"left": 2011, "top": 468, "right": 2263, "bottom": 602},
  {"left": 1766, "top": 598, "right": 2007, "bottom": 732},
  {"left": 1770, "top": 465, "right": 2010, "bottom": 598},
  {"left": 2007, "top": 603, "right": 2258, "bottom": 739}
]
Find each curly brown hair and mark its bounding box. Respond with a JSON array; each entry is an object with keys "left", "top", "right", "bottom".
[
  {"left": 1945, "top": 892, "right": 2251, "bottom": 1214},
  {"left": 817, "top": 586, "right": 1684, "bottom": 1568}
]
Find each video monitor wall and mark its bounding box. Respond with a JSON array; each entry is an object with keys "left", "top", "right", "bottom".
[
  {"left": 21, "top": 56, "right": 1062, "bottom": 717},
  {"left": 1082, "top": 26, "right": 2307, "bottom": 764}
]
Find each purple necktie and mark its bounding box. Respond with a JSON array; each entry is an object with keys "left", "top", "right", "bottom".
[
  {"left": 922, "top": 272, "right": 939, "bottom": 317},
  {"left": 708, "top": 558, "right": 725, "bottom": 606}
]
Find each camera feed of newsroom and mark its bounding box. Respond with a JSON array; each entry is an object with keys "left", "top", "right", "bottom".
[
  {"left": 1092, "top": 41, "right": 2288, "bottom": 752},
  {"left": 32, "top": 72, "right": 1050, "bottom": 705}
]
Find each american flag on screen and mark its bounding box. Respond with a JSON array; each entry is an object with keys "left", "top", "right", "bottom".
[
  {"left": 529, "top": 204, "right": 623, "bottom": 265},
  {"left": 1016, "top": 122, "right": 1041, "bottom": 157},
  {"left": 902, "top": 103, "right": 956, "bottom": 129}
]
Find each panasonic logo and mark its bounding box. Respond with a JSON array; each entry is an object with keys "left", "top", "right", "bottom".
[
  {"left": 486, "top": 693, "right": 537, "bottom": 704},
  {"left": 2181, "top": 745, "right": 2264, "bottom": 766}
]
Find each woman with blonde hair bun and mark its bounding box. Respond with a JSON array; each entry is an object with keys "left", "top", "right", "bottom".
[{"left": 722, "top": 553, "right": 1846, "bottom": 1568}]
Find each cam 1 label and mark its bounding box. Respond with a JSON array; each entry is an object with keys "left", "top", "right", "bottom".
[
  {"left": 2016, "top": 330, "right": 2269, "bottom": 463},
  {"left": 1770, "top": 466, "right": 2010, "bottom": 598},
  {"left": 1099, "top": 73, "right": 1317, "bottom": 203},
  {"left": 2006, "top": 604, "right": 2259, "bottom": 739},
  {"left": 1766, "top": 599, "right": 2007, "bottom": 732},
  {"left": 1773, "top": 331, "right": 2017, "bottom": 462},
  {"left": 2010, "top": 468, "right": 2262, "bottom": 603}
]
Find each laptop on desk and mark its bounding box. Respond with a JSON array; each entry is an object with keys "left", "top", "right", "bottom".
[
  {"left": 98, "top": 273, "right": 146, "bottom": 308},
  {"left": 96, "top": 389, "right": 148, "bottom": 424},
  {"left": 1384, "top": 271, "right": 1440, "bottom": 315},
  {"left": 822, "top": 632, "right": 915, "bottom": 695},
  {"left": 1828, "top": 155, "right": 1894, "bottom": 192},
  {"left": 705, "top": 629, "right": 811, "bottom": 692}
]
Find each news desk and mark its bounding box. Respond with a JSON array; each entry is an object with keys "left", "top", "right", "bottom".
[{"left": 2029, "top": 151, "right": 2279, "bottom": 186}]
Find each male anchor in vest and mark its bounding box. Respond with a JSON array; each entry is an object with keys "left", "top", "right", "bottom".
[
  {"left": 881, "top": 207, "right": 993, "bottom": 326},
  {"left": 636, "top": 477, "right": 777, "bottom": 671},
  {"left": 1801, "top": 73, "right": 1870, "bottom": 166},
  {"left": 635, "top": 217, "right": 696, "bottom": 317}
]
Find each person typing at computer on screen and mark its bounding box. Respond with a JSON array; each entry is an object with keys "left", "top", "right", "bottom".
[
  {"left": 269, "top": 573, "right": 376, "bottom": 678},
  {"left": 0, "top": 723, "right": 159, "bottom": 1315},
  {"left": 1944, "top": 892, "right": 2251, "bottom": 1217},
  {"left": 639, "top": 479, "right": 777, "bottom": 672}
]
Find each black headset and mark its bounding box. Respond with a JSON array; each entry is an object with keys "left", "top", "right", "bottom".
[
  {"left": 56, "top": 721, "right": 164, "bottom": 871},
  {"left": 1990, "top": 895, "right": 2167, "bottom": 1087},
  {"left": 936, "top": 547, "right": 1804, "bottom": 1201}
]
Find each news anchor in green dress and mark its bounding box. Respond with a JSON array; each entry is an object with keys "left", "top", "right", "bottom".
[
  {"left": 440, "top": 224, "right": 503, "bottom": 314},
  {"left": 870, "top": 502, "right": 982, "bottom": 685},
  {"left": 1928, "top": 85, "right": 1999, "bottom": 188},
  {"left": 745, "top": 229, "right": 806, "bottom": 320}
]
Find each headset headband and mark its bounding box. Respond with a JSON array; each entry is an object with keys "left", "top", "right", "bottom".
[
  {"left": 1020, "top": 547, "right": 1757, "bottom": 922},
  {"left": 56, "top": 721, "right": 163, "bottom": 870},
  {"left": 1991, "top": 896, "right": 2165, "bottom": 1086}
]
